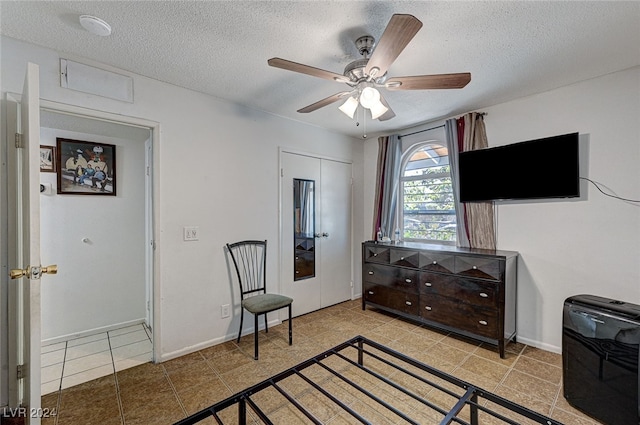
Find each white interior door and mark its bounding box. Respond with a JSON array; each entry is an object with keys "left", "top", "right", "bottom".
[
  {"left": 7, "top": 62, "right": 50, "bottom": 423},
  {"left": 281, "top": 152, "right": 322, "bottom": 317},
  {"left": 319, "top": 159, "right": 352, "bottom": 307},
  {"left": 280, "top": 151, "right": 352, "bottom": 317}
]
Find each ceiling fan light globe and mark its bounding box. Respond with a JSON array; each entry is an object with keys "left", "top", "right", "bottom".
[
  {"left": 370, "top": 102, "right": 389, "bottom": 120},
  {"left": 338, "top": 96, "right": 359, "bottom": 119},
  {"left": 359, "top": 86, "right": 380, "bottom": 109}
]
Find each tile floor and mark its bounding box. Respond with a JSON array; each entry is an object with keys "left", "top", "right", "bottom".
[
  {"left": 41, "top": 323, "right": 152, "bottom": 396},
  {"left": 40, "top": 300, "right": 604, "bottom": 425}
]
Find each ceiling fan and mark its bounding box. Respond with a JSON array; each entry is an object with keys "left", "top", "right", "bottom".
[{"left": 268, "top": 14, "right": 471, "bottom": 122}]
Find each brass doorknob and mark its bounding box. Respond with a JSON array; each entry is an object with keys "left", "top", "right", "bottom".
[
  {"left": 9, "top": 268, "right": 27, "bottom": 279},
  {"left": 9, "top": 264, "right": 58, "bottom": 280},
  {"left": 42, "top": 265, "right": 58, "bottom": 275}
]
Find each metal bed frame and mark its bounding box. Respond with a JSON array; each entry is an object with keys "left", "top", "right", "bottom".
[{"left": 175, "top": 335, "right": 563, "bottom": 425}]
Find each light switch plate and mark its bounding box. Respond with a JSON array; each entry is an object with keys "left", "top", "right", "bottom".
[{"left": 183, "top": 226, "right": 199, "bottom": 241}]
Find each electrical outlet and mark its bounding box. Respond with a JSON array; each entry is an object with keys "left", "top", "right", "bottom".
[
  {"left": 183, "top": 226, "right": 199, "bottom": 241},
  {"left": 221, "top": 304, "right": 230, "bottom": 318}
]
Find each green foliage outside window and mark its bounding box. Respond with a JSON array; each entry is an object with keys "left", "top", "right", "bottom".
[{"left": 401, "top": 146, "right": 456, "bottom": 243}]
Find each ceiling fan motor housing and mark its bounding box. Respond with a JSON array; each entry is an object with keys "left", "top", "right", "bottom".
[{"left": 344, "top": 36, "right": 387, "bottom": 84}]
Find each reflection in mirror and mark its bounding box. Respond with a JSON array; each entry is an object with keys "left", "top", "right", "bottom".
[{"left": 294, "top": 178, "right": 315, "bottom": 281}]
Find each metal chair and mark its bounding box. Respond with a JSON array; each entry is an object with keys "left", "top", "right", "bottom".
[{"left": 226, "top": 240, "right": 292, "bottom": 360}]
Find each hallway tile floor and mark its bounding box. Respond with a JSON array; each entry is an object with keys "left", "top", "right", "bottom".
[
  {"left": 40, "top": 301, "right": 603, "bottom": 424},
  {"left": 41, "top": 323, "right": 152, "bottom": 396}
]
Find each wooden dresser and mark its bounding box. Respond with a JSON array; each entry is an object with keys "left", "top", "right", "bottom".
[{"left": 362, "top": 241, "right": 518, "bottom": 357}]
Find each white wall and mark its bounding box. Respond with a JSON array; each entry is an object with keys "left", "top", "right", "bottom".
[
  {"left": 1, "top": 37, "right": 364, "bottom": 360},
  {"left": 39, "top": 126, "right": 146, "bottom": 342},
  {"left": 363, "top": 67, "right": 640, "bottom": 352},
  {"left": 485, "top": 67, "right": 640, "bottom": 351}
]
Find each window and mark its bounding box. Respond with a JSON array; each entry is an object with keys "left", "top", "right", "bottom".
[{"left": 400, "top": 142, "right": 456, "bottom": 243}]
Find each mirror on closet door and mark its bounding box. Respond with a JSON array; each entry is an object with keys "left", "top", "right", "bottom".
[{"left": 293, "top": 178, "right": 315, "bottom": 281}]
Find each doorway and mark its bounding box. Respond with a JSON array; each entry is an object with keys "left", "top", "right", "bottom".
[
  {"left": 0, "top": 92, "right": 160, "bottom": 408},
  {"left": 38, "top": 109, "right": 154, "bottom": 394},
  {"left": 280, "top": 150, "right": 353, "bottom": 317}
]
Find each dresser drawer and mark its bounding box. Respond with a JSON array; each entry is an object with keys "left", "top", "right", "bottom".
[
  {"left": 455, "top": 256, "right": 503, "bottom": 281},
  {"left": 364, "top": 264, "right": 419, "bottom": 293},
  {"left": 420, "top": 274, "right": 498, "bottom": 308},
  {"left": 419, "top": 251, "right": 455, "bottom": 273},
  {"left": 364, "top": 283, "right": 419, "bottom": 315},
  {"left": 363, "top": 244, "right": 390, "bottom": 264},
  {"left": 420, "top": 296, "right": 498, "bottom": 339},
  {"left": 390, "top": 249, "right": 420, "bottom": 268}
]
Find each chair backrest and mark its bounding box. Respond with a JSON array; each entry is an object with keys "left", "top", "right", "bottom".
[{"left": 226, "top": 240, "right": 267, "bottom": 299}]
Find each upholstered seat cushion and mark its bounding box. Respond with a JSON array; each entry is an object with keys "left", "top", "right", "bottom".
[{"left": 242, "top": 294, "right": 293, "bottom": 314}]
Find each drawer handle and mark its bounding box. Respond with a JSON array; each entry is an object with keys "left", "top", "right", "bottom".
[
  {"left": 432, "top": 260, "right": 437, "bottom": 265},
  {"left": 405, "top": 301, "right": 412, "bottom": 306},
  {"left": 368, "top": 271, "right": 374, "bottom": 275},
  {"left": 425, "top": 282, "right": 432, "bottom": 287},
  {"left": 400, "top": 256, "right": 404, "bottom": 260},
  {"left": 479, "top": 320, "right": 488, "bottom": 326},
  {"left": 425, "top": 306, "right": 432, "bottom": 311},
  {"left": 405, "top": 278, "right": 412, "bottom": 283},
  {"left": 479, "top": 292, "right": 488, "bottom": 298},
  {"left": 368, "top": 291, "right": 374, "bottom": 295},
  {"left": 472, "top": 265, "right": 478, "bottom": 270},
  {"left": 295, "top": 271, "right": 299, "bottom": 274},
  {"left": 373, "top": 253, "right": 378, "bottom": 257}
]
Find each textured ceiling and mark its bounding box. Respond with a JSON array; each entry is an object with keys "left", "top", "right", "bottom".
[{"left": 2, "top": 1, "right": 639, "bottom": 139}]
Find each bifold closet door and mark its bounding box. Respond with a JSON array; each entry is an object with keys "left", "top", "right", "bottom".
[{"left": 280, "top": 152, "right": 352, "bottom": 317}]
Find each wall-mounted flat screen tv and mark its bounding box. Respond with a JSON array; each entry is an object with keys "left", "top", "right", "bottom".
[{"left": 458, "top": 132, "right": 580, "bottom": 202}]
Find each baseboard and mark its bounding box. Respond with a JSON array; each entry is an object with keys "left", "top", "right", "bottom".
[
  {"left": 159, "top": 318, "right": 282, "bottom": 362},
  {"left": 515, "top": 335, "right": 561, "bottom": 354},
  {"left": 41, "top": 318, "right": 147, "bottom": 346}
]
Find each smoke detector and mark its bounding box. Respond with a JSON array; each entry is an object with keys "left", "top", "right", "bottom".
[{"left": 79, "top": 15, "right": 112, "bottom": 37}]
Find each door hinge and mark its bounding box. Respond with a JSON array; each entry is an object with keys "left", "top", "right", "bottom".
[
  {"left": 281, "top": 168, "right": 284, "bottom": 177},
  {"left": 15, "top": 132, "right": 23, "bottom": 148},
  {"left": 16, "top": 364, "right": 25, "bottom": 379}
]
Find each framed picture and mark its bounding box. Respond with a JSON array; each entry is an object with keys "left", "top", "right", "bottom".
[
  {"left": 56, "top": 138, "right": 116, "bottom": 196},
  {"left": 40, "top": 145, "right": 56, "bottom": 172}
]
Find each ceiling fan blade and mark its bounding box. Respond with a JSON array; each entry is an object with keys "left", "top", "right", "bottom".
[
  {"left": 365, "top": 14, "right": 423, "bottom": 78},
  {"left": 297, "top": 92, "right": 352, "bottom": 113},
  {"left": 385, "top": 73, "right": 471, "bottom": 90},
  {"left": 268, "top": 58, "right": 349, "bottom": 83},
  {"left": 377, "top": 94, "right": 396, "bottom": 121}
]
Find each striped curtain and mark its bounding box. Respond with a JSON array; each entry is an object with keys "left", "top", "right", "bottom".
[
  {"left": 372, "top": 135, "right": 402, "bottom": 239},
  {"left": 457, "top": 113, "right": 496, "bottom": 250}
]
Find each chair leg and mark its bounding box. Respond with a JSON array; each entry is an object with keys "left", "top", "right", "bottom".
[
  {"left": 237, "top": 308, "right": 244, "bottom": 343},
  {"left": 264, "top": 313, "right": 269, "bottom": 333},
  {"left": 288, "top": 304, "right": 292, "bottom": 346},
  {"left": 254, "top": 314, "right": 259, "bottom": 360}
]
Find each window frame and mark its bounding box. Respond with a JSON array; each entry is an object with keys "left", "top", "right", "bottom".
[{"left": 399, "top": 141, "right": 456, "bottom": 245}]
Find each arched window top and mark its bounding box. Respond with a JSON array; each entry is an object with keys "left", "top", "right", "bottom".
[{"left": 403, "top": 142, "right": 450, "bottom": 178}]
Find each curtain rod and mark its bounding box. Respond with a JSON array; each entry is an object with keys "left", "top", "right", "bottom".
[
  {"left": 399, "top": 124, "right": 444, "bottom": 138},
  {"left": 398, "top": 112, "right": 487, "bottom": 139}
]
